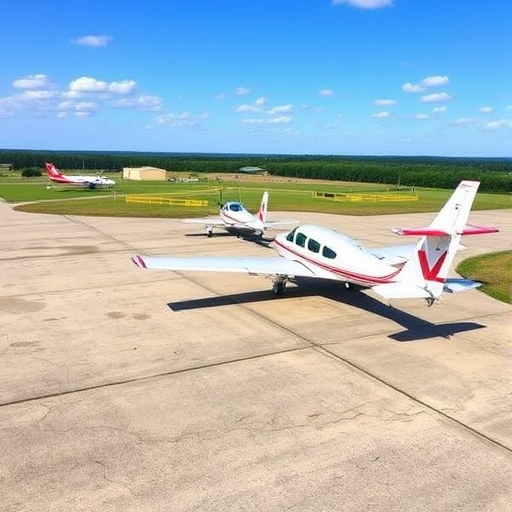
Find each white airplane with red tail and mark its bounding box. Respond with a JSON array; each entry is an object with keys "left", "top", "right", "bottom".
[
  {"left": 45, "top": 162, "right": 116, "bottom": 189},
  {"left": 132, "top": 181, "right": 498, "bottom": 306},
  {"left": 183, "top": 190, "right": 298, "bottom": 238}
]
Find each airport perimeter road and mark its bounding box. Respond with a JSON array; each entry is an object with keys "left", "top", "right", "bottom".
[{"left": 1, "top": 203, "right": 511, "bottom": 512}]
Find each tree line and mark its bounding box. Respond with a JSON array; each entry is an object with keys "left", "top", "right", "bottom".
[{"left": 0, "top": 149, "right": 510, "bottom": 192}]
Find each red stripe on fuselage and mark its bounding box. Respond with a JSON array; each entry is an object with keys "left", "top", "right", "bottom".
[{"left": 274, "top": 239, "right": 400, "bottom": 286}]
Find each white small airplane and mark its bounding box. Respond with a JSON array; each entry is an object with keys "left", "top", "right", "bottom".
[
  {"left": 132, "top": 181, "right": 498, "bottom": 306},
  {"left": 45, "top": 162, "right": 116, "bottom": 189},
  {"left": 183, "top": 191, "right": 298, "bottom": 238}
]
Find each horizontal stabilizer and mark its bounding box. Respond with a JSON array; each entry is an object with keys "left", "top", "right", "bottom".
[
  {"left": 372, "top": 282, "right": 443, "bottom": 300},
  {"left": 443, "top": 278, "right": 482, "bottom": 293},
  {"left": 393, "top": 224, "right": 499, "bottom": 237}
]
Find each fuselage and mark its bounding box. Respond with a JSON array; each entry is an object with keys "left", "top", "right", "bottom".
[
  {"left": 49, "top": 174, "right": 115, "bottom": 188},
  {"left": 219, "top": 201, "right": 255, "bottom": 226},
  {"left": 274, "top": 225, "right": 400, "bottom": 287}
]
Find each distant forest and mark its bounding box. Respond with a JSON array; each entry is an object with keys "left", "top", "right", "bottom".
[{"left": 1, "top": 149, "right": 510, "bottom": 192}]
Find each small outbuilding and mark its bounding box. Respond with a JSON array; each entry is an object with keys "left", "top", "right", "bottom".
[
  {"left": 123, "top": 166, "right": 167, "bottom": 181},
  {"left": 239, "top": 166, "right": 267, "bottom": 174}
]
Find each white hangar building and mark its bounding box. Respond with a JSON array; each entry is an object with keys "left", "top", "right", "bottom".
[{"left": 122, "top": 166, "right": 167, "bottom": 181}]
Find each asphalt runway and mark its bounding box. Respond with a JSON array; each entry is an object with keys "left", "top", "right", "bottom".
[{"left": 1, "top": 202, "right": 511, "bottom": 511}]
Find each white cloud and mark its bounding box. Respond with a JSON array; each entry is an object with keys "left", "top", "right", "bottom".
[
  {"left": 415, "top": 114, "right": 430, "bottom": 120},
  {"left": 2, "top": 72, "right": 160, "bottom": 119},
  {"left": 69, "top": 76, "right": 137, "bottom": 95},
  {"left": 452, "top": 118, "right": 478, "bottom": 126},
  {"left": 242, "top": 116, "right": 292, "bottom": 125},
  {"left": 236, "top": 97, "right": 269, "bottom": 113},
  {"left": 13, "top": 74, "right": 51, "bottom": 90},
  {"left": 420, "top": 76, "right": 449, "bottom": 87},
  {"left": 402, "top": 82, "right": 425, "bottom": 93},
  {"left": 319, "top": 89, "right": 334, "bottom": 97},
  {"left": 154, "top": 111, "right": 207, "bottom": 129},
  {"left": 75, "top": 102, "right": 97, "bottom": 113},
  {"left": 403, "top": 76, "right": 450, "bottom": 94},
  {"left": 69, "top": 76, "right": 108, "bottom": 93},
  {"left": 478, "top": 106, "right": 493, "bottom": 113},
  {"left": 433, "top": 106, "right": 447, "bottom": 113},
  {"left": 57, "top": 99, "right": 98, "bottom": 117},
  {"left": 214, "top": 93, "right": 226, "bottom": 100},
  {"left": 268, "top": 116, "right": 292, "bottom": 124},
  {"left": 419, "top": 92, "right": 451, "bottom": 103},
  {"left": 371, "top": 111, "right": 390, "bottom": 118},
  {"left": 235, "top": 87, "right": 250, "bottom": 95},
  {"left": 72, "top": 35, "right": 113, "bottom": 47},
  {"left": 242, "top": 118, "right": 266, "bottom": 125},
  {"left": 21, "top": 90, "right": 57, "bottom": 100},
  {"left": 332, "top": 0, "right": 393, "bottom": 9},
  {"left": 236, "top": 104, "right": 261, "bottom": 113},
  {"left": 483, "top": 118, "right": 512, "bottom": 131},
  {"left": 108, "top": 80, "right": 137, "bottom": 94},
  {"left": 374, "top": 99, "right": 396, "bottom": 106},
  {"left": 114, "top": 95, "right": 163, "bottom": 111},
  {"left": 268, "top": 104, "right": 293, "bottom": 115}
]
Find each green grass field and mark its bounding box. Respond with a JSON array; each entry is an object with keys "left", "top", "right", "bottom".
[
  {"left": 2, "top": 175, "right": 511, "bottom": 217},
  {"left": 456, "top": 251, "right": 512, "bottom": 304}
]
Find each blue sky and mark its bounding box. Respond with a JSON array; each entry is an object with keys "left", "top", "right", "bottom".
[{"left": 1, "top": 0, "right": 511, "bottom": 156}]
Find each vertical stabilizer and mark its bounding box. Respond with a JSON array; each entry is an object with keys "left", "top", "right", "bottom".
[
  {"left": 45, "top": 162, "right": 62, "bottom": 178},
  {"left": 373, "top": 181, "right": 482, "bottom": 303},
  {"left": 256, "top": 191, "right": 269, "bottom": 227}
]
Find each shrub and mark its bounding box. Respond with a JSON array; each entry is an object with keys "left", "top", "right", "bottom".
[{"left": 21, "top": 168, "right": 42, "bottom": 178}]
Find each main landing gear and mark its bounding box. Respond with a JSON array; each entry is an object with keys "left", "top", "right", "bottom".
[
  {"left": 425, "top": 296, "right": 436, "bottom": 307},
  {"left": 272, "top": 275, "right": 288, "bottom": 295},
  {"left": 206, "top": 227, "right": 213, "bottom": 238}
]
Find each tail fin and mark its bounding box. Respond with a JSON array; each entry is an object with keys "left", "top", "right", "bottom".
[
  {"left": 256, "top": 191, "right": 269, "bottom": 227},
  {"left": 373, "top": 181, "right": 497, "bottom": 304},
  {"left": 45, "top": 162, "right": 62, "bottom": 178}
]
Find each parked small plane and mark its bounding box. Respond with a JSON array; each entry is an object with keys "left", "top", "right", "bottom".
[
  {"left": 132, "top": 181, "right": 498, "bottom": 306},
  {"left": 45, "top": 162, "right": 116, "bottom": 189},
  {"left": 183, "top": 190, "right": 298, "bottom": 238}
]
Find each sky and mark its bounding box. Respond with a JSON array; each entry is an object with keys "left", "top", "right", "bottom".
[{"left": 1, "top": 0, "right": 511, "bottom": 157}]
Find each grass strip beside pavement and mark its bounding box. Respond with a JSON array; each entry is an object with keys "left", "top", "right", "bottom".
[{"left": 456, "top": 251, "right": 512, "bottom": 304}]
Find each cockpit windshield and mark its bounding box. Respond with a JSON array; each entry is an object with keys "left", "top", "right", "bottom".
[{"left": 228, "top": 203, "right": 243, "bottom": 212}]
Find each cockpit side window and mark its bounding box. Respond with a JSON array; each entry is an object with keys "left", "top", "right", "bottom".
[
  {"left": 229, "top": 203, "right": 242, "bottom": 212},
  {"left": 295, "top": 232, "right": 307, "bottom": 248},
  {"left": 322, "top": 246, "right": 337, "bottom": 259},
  {"left": 286, "top": 228, "right": 297, "bottom": 242},
  {"left": 308, "top": 238, "right": 320, "bottom": 253}
]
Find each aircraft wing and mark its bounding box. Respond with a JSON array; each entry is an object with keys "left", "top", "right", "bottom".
[
  {"left": 183, "top": 217, "right": 227, "bottom": 227},
  {"left": 132, "top": 255, "right": 317, "bottom": 277}
]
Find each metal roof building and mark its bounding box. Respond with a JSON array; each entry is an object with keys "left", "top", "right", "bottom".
[{"left": 122, "top": 167, "right": 166, "bottom": 181}]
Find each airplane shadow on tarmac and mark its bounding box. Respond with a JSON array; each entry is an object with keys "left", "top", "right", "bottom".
[
  {"left": 167, "top": 278, "right": 485, "bottom": 342},
  {"left": 184, "top": 231, "right": 274, "bottom": 247}
]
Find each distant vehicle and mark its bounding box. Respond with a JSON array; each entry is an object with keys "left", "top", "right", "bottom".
[
  {"left": 132, "top": 181, "right": 498, "bottom": 306},
  {"left": 183, "top": 190, "right": 298, "bottom": 238},
  {"left": 45, "top": 162, "right": 116, "bottom": 189}
]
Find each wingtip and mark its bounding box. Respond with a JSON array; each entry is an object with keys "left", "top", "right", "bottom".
[{"left": 131, "top": 255, "right": 147, "bottom": 269}]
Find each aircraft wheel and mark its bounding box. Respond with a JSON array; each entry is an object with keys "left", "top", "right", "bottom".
[
  {"left": 206, "top": 227, "right": 213, "bottom": 238},
  {"left": 272, "top": 279, "right": 286, "bottom": 295}
]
